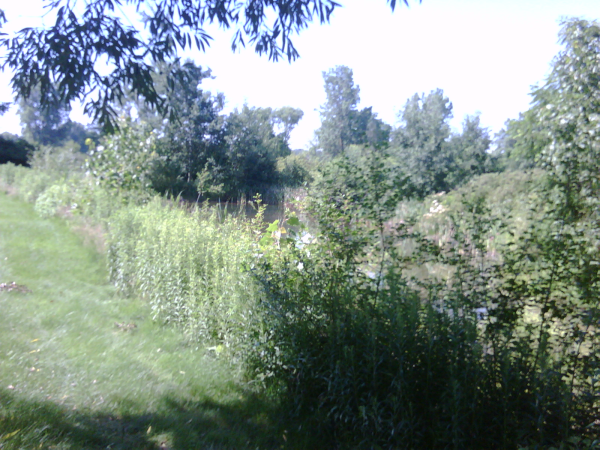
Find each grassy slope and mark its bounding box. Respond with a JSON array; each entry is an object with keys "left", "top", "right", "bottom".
[{"left": 0, "top": 192, "right": 280, "bottom": 450}]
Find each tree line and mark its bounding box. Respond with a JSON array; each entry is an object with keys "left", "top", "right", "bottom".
[
  {"left": 313, "top": 65, "right": 496, "bottom": 197},
  {"left": 2, "top": 60, "right": 504, "bottom": 202},
  {"left": 1, "top": 18, "right": 594, "bottom": 204}
]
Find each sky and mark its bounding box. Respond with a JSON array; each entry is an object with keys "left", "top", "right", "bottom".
[{"left": 1, "top": 0, "right": 599, "bottom": 150}]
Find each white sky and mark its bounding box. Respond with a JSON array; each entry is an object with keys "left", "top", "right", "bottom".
[{"left": 1, "top": 0, "right": 599, "bottom": 149}]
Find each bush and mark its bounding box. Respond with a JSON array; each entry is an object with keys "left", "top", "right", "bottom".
[
  {"left": 250, "top": 153, "right": 600, "bottom": 449},
  {"left": 29, "top": 142, "right": 86, "bottom": 178},
  {"left": 34, "top": 183, "right": 73, "bottom": 218},
  {"left": 85, "top": 117, "right": 159, "bottom": 194},
  {"left": 276, "top": 153, "right": 311, "bottom": 188},
  {"left": 15, "top": 169, "right": 55, "bottom": 203},
  {"left": 0, "top": 133, "right": 35, "bottom": 166}
]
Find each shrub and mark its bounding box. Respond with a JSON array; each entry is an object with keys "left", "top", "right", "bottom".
[
  {"left": 276, "top": 153, "right": 312, "bottom": 187},
  {"left": 15, "top": 169, "right": 55, "bottom": 203},
  {"left": 34, "top": 183, "right": 73, "bottom": 218},
  {"left": 29, "top": 143, "right": 86, "bottom": 178},
  {"left": 0, "top": 133, "right": 35, "bottom": 166},
  {"left": 250, "top": 152, "right": 599, "bottom": 449},
  {"left": 85, "top": 117, "right": 159, "bottom": 194}
]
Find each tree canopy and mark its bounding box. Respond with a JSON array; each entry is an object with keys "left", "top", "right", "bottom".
[
  {"left": 17, "top": 85, "right": 96, "bottom": 150},
  {"left": 83, "top": 59, "right": 304, "bottom": 200},
  {"left": 498, "top": 17, "right": 600, "bottom": 218},
  {"left": 316, "top": 65, "right": 361, "bottom": 156},
  {"left": 532, "top": 18, "right": 600, "bottom": 218},
  {"left": 0, "top": 1, "right": 412, "bottom": 132},
  {"left": 316, "top": 65, "right": 390, "bottom": 156},
  {"left": 390, "top": 89, "right": 493, "bottom": 196}
]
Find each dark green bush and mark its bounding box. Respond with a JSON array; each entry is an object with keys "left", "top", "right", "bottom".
[
  {"left": 250, "top": 152, "right": 600, "bottom": 449},
  {"left": 0, "top": 133, "right": 35, "bottom": 166}
]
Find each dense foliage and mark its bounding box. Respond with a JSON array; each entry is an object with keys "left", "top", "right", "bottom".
[
  {"left": 17, "top": 86, "right": 96, "bottom": 150},
  {"left": 81, "top": 61, "right": 305, "bottom": 201},
  {"left": 247, "top": 18, "right": 600, "bottom": 448},
  {"left": 0, "top": 132, "right": 34, "bottom": 166},
  {"left": 390, "top": 89, "right": 495, "bottom": 196},
  {"left": 315, "top": 66, "right": 391, "bottom": 156},
  {"left": 312, "top": 69, "right": 497, "bottom": 197},
  {"left": 247, "top": 150, "right": 599, "bottom": 448},
  {"left": 1, "top": 15, "right": 600, "bottom": 450}
]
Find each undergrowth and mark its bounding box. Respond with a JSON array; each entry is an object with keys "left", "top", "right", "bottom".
[
  {"left": 250, "top": 152, "right": 600, "bottom": 449},
  {"left": 2, "top": 146, "right": 599, "bottom": 449}
]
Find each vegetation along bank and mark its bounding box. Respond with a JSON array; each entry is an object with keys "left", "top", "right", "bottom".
[{"left": 1, "top": 16, "right": 600, "bottom": 450}]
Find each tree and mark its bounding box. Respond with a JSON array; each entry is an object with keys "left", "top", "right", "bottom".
[
  {"left": 316, "top": 66, "right": 361, "bottom": 156},
  {"left": 494, "top": 92, "right": 554, "bottom": 171},
  {"left": 18, "top": 86, "right": 71, "bottom": 146},
  {"left": 525, "top": 18, "right": 600, "bottom": 219},
  {"left": 153, "top": 62, "right": 227, "bottom": 197},
  {"left": 316, "top": 65, "right": 390, "bottom": 156},
  {"left": 391, "top": 89, "right": 454, "bottom": 195},
  {"left": 446, "top": 114, "right": 493, "bottom": 185},
  {"left": 97, "top": 59, "right": 303, "bottom": 199},
  {"left": 354, "top": 106, "right": 392, "bottom": 148},
  {"left": 493, "top": 18, "right": 600, "bottom": 192},
  {"left": 220, "top": 105, "right": 294, "bottom": 198},
  {"left": 86, "top": 117, "right": 160, "bottom": 193},
  {"left": 493, "top": 21, "right": 600, "bottom": 434},
  {"left": 18, "top": 85, "right": 98, "bottom": 150},
  {"left": 271, "top": 106, "right": 304, "bottom": 146},
  {"left": 391, "top": 90, "right": 494, "bottom": 196},
  {"left": 0, "top": 1, "right": 413, "bottom": 132},
  {"left": 0, "top": 132, "right": 35, "bottom": 166}
]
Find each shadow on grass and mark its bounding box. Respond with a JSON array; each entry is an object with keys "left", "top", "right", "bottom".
[{"left": 0, "top": 388, "right": 286, "bottom": 449}]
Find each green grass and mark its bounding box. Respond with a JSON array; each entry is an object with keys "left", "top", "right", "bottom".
[{"left": 0, "top": 192, "right": 281, "bottom": 450}]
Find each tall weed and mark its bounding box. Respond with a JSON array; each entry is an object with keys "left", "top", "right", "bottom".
[
  {"left": 107, "top": 199, "right": 261, "bottom": 352},
  {"left": 1, "top": 152, "right": 263, "bottom": 356},
  {"left": 0, "top": 162, "right": 26, "bottom": 190}
]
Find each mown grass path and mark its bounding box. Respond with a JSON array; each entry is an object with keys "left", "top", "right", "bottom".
[{"left": 0, "top": 192, "right": 279, "bottom": 450}]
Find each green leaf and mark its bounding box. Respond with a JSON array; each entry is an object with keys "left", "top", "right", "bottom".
[
  {"left": 266, "top": 220, "right": 279, "bottom": 233},
  {"left": 287, "top": 216, "right": 301, "bottom": 227},
  {"left": 259, "top": 235, "right": 272, "bottom": 247}
]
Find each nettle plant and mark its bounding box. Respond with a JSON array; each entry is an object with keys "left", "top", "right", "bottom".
[{"left": 250, "top": 147, "right": 600, "bottom": 449}]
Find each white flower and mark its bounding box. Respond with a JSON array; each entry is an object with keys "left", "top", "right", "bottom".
[{"left": 300, "top": 232, "right": 313, "bottom": 244}]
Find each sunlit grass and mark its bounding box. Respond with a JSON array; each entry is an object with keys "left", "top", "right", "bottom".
[{"left": 0, "top": 192, "right": 281, "bottom": 449}]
